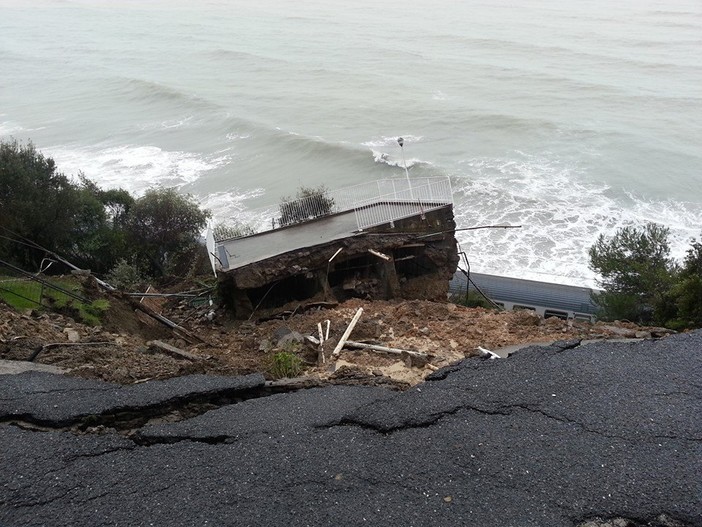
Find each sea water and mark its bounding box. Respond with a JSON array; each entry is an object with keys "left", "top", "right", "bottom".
[{"left": 1, "top": 0, "right": 701, "bottom": 286}]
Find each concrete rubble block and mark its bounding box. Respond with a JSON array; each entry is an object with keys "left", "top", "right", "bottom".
[{"left": 63, "top": 328, "right": 81, "bottom": 343}]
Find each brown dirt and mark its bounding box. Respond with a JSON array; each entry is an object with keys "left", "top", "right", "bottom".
[{"left": 0, "top": 292, "right": 674, "bottom": 387}]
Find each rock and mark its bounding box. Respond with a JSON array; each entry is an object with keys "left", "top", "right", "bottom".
[
  {"left": 63, "top": 328, "right": 80, "bottom": 343},
  {"left": 599, "top": 325, "right": 637, "bottom": 338},
  {"left": 511, "top": 310, "right": 541, "bottom": 326},
  {"left": 276, "top": 330, "right": 305, "bottom": 348},
  {"left": 272, "top": 326, "right": 292, "bottom": 341},
  {"left": 635, "top": 331, "right": 652, "bottom": 339},
  {"left": 649, "top": 327, "right": 677, "bottom": 338}
]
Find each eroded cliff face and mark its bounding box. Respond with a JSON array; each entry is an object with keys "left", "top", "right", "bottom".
[{"left": 218, "top": 206, "right": 459, "bottom": 319}]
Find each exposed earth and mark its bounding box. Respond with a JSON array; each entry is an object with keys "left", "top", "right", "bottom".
[{"left": 0, "top": 279, "right": 676, "bottom": 387}]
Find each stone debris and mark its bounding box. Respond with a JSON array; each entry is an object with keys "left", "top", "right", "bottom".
[{"left": 0, "top": 295, "right": 678, "bottom": 387}]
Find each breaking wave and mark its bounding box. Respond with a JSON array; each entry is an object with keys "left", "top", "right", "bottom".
[
  {"left": 451, "top": 153, "right": 702, "bottom": 286},
  {"left": 45, "top": 144, "right": 232, "bottom": 197}
]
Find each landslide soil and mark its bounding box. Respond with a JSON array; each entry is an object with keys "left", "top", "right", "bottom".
[{"left": 0, "top": 292, "right": 663, "bottom": 387}]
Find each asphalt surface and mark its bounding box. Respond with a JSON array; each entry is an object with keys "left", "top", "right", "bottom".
[{"left": 1, "top": 333, "right": 700, "bottom": 526}]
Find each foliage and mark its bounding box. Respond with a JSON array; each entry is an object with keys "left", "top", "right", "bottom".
[
  {"left": 78, "top": 298, "right": 111, "bottom": 326},
  {"left": 125, "top": 188, "right": 211, "bottom": 276},
  {"left": 106, "top": 258, "right": 144, "bottom": 290},
  {"left": 0, "top": 140, "right": 135, "bottom": 273},
  {"left": 0, "top": 139, "right": 84, "bottom": 267},
  {"left": 0, "top": 277, "right": 42, "bottom": 310},
  {"left": 279, "top": 185, "right": 335, "bottom": 227},
  {"left": 668, "top": 237, "right": 702, "bottom": 329},
  {"left": 589, "top": 224, "right": 702, "bottom": 329},
  {"left": 1, "top": 140, "right": 212, "bottom": 279},
  {"left": 212, "top": 221, "right": 256, "bottom": 241},
  {"left": 0, "top": 274, "right": 109, "bottom": 325},
  {"left": 449, "top": 290, "right": 496, "bottom": 309},
  {"left": 588, "top": 223, "right": 676, "bottom": 324},
  {"left": 268, "top": 350, "right": 303, "bottom": 379}
]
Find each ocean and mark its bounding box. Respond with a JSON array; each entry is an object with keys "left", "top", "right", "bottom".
[{"left": 1, "top": 0, "right": 701, "bottom": 286}]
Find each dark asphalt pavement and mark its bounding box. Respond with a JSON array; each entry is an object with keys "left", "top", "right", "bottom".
[{"left": 1, "top": 333, "right": 700, "bottom": 526}]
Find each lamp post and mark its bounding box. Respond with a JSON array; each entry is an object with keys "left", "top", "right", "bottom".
[{"left": 397, "top": 137, "right": 414, "bottom": 200}]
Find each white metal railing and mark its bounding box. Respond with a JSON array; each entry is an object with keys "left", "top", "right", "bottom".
[
  {"left": 217, "top": 176, "right": 453, "bottom": 241},
  {"left": 353, "top": 177, "right": 453, "bottom": 230}
]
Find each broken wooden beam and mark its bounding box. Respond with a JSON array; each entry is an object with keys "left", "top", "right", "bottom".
[
  {"left": 332, "top": 307, "right": 363, "bottom": 356},
  {"left": 368, "top": 248, "right": 390, "bottom": 261},
  {"left": 344, "top": 340, "right": 428, "bottom": 358},
  {"left": 146, "top": 340, "right": 208, "bottom": 361}
]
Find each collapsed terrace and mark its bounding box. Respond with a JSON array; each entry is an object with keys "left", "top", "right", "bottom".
[{"left": 209, "top": 177, "right": 460, "bottom": 318}]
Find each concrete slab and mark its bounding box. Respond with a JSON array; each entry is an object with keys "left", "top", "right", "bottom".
[{"left": 0, "top": 360, "right": 66, "bottom": 376}]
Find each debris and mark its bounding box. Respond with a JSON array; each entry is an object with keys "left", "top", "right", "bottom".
[
  {"left": 344, "top": 340, "right": 428, "bottom": 359},
  {"left": 476, "top": 346, "right": 500, "bottom": 359},
  {"left": 0, "top": 359, "right": 66, "bottom": 375},
  {"left": 333, "top": 307, "right": 364, "bottom": 356},
  {"left": 63, "top": 328, "right": 80, "bottom": 343},
  {"left": 146, "top": 340, "right": 207, "bottom": 361},
  {"left": 317, "top": 322, "right": 324, "bottom": 344},
  {"left": 29, "top": 342, "right": 119, "bottom": 362},
  {"left": 368, "top": 248, "right": 390, "bottom": 261}
]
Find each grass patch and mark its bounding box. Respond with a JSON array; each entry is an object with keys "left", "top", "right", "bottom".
[
  {"left": 78, "top": 299, "right": 111, "bottom": 326},
  {"left": 0, "top": 278, "right": 42, "bottom": 309},
  {"left": 0, "top": 275, "right": 110, "bottom": 325},
  {"left": 268, "top": 350, "right": 304, "bottom": 379}
]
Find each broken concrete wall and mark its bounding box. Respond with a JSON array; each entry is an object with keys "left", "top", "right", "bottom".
[{"left": 218, "top": 205, "right": 458, "bottom": 318}]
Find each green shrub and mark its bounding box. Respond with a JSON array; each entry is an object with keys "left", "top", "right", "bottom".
[
  {"left": 449, "top": 291, "right": 497, "bottom": 309},
  {"left": 78, "top": 298, "right": 110, "bottom": 326},
  {"left": 212, "top": 221, "right": 256, "bottom": 241},
  {"left": 589, "top": 223, "right": 676, "bottom": 324},
  {"left": 279, "top": 185, "right": 335, "bottom": 227},
  {"left": 268, "top": 350, "right": 303, "bottom": 379},
  {"left": 106, "top": 258, "right": 144, "bottom": 290}
]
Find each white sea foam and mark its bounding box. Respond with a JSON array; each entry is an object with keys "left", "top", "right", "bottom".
[
  {"left": 362, "top": 135, "right": 424, "bottom": 148},
  {"left": 134, "top": 115, "right": 196, "bottom": 132},
  {"left": 45, "top": 144, "right": 230, "bottom": 196},
  {"left": 225, "top": 132, "right": 251, "bottom": 141},
  {"left": 0, "top": 120, "right": 47, "bottom": 136},
  {"left": 371, "top": 149, "right": 427, "bottom": 169},
  {"left": 452, "top": 153, "right": 702, "bottom": 287},
  {"left": 0, "top": 120, "right": 24, "bottom": 136},
  {"left": 202, "top": 187, "right": 266, "bottom": 223}
]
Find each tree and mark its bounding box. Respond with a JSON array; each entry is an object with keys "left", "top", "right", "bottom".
[
  {"left": 0, "top": 140, "right": 100, "bottom": 268},
  {"left": 588, "top": 223, "right": 676, "bottom": 324},
  {"left": 669, "top": 236, "right": 702, "bottom": 329},
  {"left": 125, "top": 188, "right": 210, "bottom": 276}
]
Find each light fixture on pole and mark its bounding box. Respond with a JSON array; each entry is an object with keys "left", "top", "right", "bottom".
[{"left": 397, "top": 137, "right": 414, "bottom": 199}]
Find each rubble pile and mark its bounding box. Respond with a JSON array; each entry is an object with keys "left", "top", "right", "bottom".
[{"left": 0, "top": 293, "right": 676, "bottom": 386}]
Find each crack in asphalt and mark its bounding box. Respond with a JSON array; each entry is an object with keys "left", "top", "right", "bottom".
[{"left": 334, "top": 400, "right": 701, "bottom": 443}]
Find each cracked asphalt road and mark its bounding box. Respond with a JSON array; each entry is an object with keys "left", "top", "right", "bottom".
[{"left": 1, "top": 332, "right": 700, "bottom": 526}]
